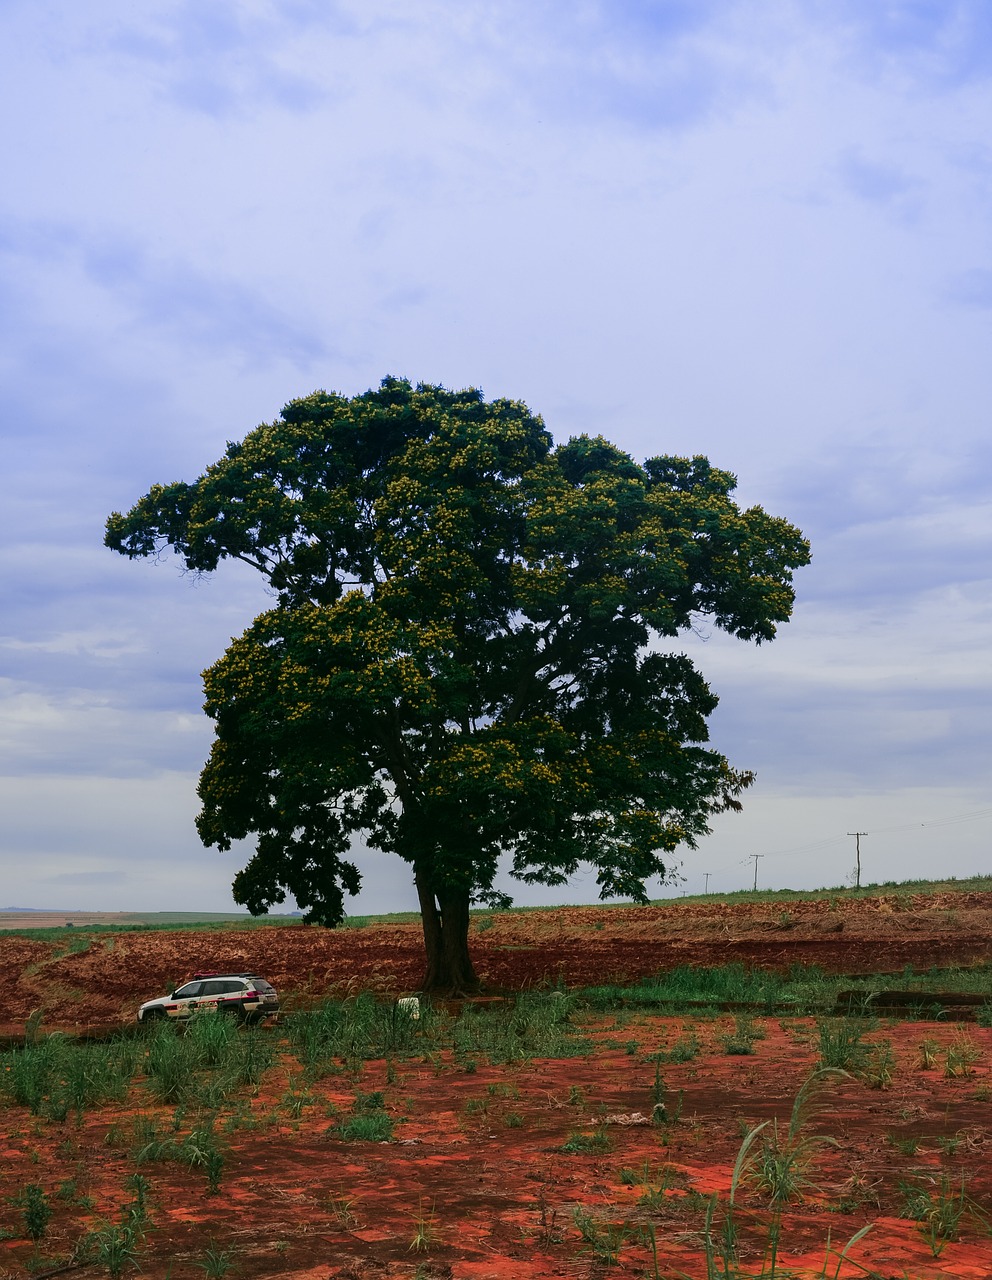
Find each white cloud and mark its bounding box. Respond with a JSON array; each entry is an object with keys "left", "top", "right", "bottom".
[{"left": 1, "top": 0, "right": 991, "bottom": 905}]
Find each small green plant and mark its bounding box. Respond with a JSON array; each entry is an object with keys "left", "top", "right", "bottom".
[
  {"left": 888, "top": 1133, "right": 920, "bottom": 1155},
  {"left": 917, "top": 1037, "right": 940, "bottom": 1069},
  {"left": 744, "top": 1070, "right": 842, "bottom": 1205},
  {"left": 327, "top": 1194, "right": 357, "bottom": 1228},
  {"left": 408, "top": 1200, "right": 439, "bottom": 1252},
  {"left": 353, "top": 1089, "right": 385, "bottom": 1111},
  {"left": 84, "top": 1180, "right": 150, "bottom": 1280},
  {"left": 199, "top": 1242, "right": 235, "bottom": 1278},
  {"left": 567, "top": 1084, "right": 585, "bottom": 1105},
  {"left": 720, "top": 1014, "right": 761, "bottom": 1056},
  {"left": 336, "top": 1112, "right": 394, "bottom": 1142},
  {"left": 655, "top": 1032, "right": 701, "bottom": 1063},
  {"left": 862, "top": 1039, "right": 896, "bottom": 1089},
  {"left": 944, "top": 1035, "right": 981, "bottom": 1078},
  {"left": 899, "top": 1174, "right": 987, "bottom": 1258},
  {"left": 817, "top": 1019, "right": 868, "bottom": 1072},
  {"left": 504, "top": 1111, "right": 524, "bottom": 1128},
  {"left": 572, "top": 1209, "right": 630, "bottom": 1264},
  {"left": 21, "top": 1184, "right": 51, "bottom": 1242},
  {"left": 87, "top": 1222, "right": 141, "bottom": 1279},
  {"left": 560, "top": 1126, "right": 612, "bottom": 1154},
  {"left": 281, "top": 1079, "right": 314, "bottom": 1119}
]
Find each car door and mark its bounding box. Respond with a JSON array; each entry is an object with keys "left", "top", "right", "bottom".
[
  {"left": 170, "top": 980, "right": 204, "bottom": 1015},
  {"left": 196, "top": 978, "right": 226, "bottom": 1012}
]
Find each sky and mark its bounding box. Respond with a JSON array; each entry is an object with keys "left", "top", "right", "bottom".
[{"left": 1, "top": 0, "right": 990, "bottom": 914}]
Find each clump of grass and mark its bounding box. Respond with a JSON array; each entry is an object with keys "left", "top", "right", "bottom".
[
  {"left": 817, "top": 1018, "right": 868, "bottom": 1072},
  {"left": 720, "top": 1014, "right": 762, "bottom": 1056},
  {"left": 572, "top": 1209, "right": 631, "bottom": 1264},
  {"left": 80, "top": 1176, "right": 152, "bottom": 1279},
  {"left": 199, "top": 1241, "right": 235, "bottom": 1278},
  {"left": 335, "top": 1112, "right": 394, "bottom": 1142},
  {"left": 898, "top": 1174, "right": 989, "bottom": 1258},
  {"left": 453, "top": 992, "right": 590, "bottom": 1063},
  {"left": 862, "top": 1039, "right": 896, "bottom": 1089},
  {"left": 560, "top": 1126, "right": 612, "bottom": 1154},
  {"left": 20, "top": 1184, "right": 51, "bottom": 1242},
  {"left": 408, "top": 1200, "right": 440, "bottom": 1252},
  {"left": 654, "top": 1031, "right": 701, "bottom": 1064},
  {"left": 944, "top": 1035, "right": 981, "bottom": 1078},
  {"left": 743, "top": 1070, "right": 843, "bottom": 1205}
]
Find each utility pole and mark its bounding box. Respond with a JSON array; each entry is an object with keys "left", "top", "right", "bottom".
[
  {"left": 749, "top": 854, "right": 763, "bottom": 891},
  {"left": 703, "top": 873, "right": 711, "bottom": 894},
  {"left": 847, "top": 832, "right": 868, "bottom": 889}
]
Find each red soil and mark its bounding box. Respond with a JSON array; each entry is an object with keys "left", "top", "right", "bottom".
[
  {"left": 2, "top": 894, "right": 992, "bottom": 1278},
  {"left": 3, "top": 891, "right": 992, "bottom": 1029},
  {"left": 2, "top": 1015, "right": 992, "bottom": 1279}
]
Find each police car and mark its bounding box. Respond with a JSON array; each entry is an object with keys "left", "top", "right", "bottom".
[{"left": 136, "top": 972, "right": 279, "bottom": 1024}]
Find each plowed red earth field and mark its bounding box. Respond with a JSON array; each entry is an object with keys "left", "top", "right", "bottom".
[
  {"left": 2, "top": 895, "right": 991, "bottom": 1280},
  {"left": 4, "top": 891, "right": 992, "bottom": 1028}
]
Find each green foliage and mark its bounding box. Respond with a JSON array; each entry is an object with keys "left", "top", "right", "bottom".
[
  {"left": 861, "top": 1039, "right": 896, "bottom": 1089},
  {"left": 653, "top": 1031, "right": 701, "bottom": 1064},
  {"left": 335, "top": 1112, "right": 394, "bottom": 1142},
  {"left": 20, "top": 1184, "right": 51, "bottom": 1242},
  {"left": 742, "top": 1071, "right": 843, "bottom": 1206},
  {"left": 898, "top": 1174, "right": 988, "bottom": 1258},
  {"left": 106, "top": 378, "right": 808, "bottom": 987},
  {"left": 199, "top": 1243, "right": 235, "bottom": 1279},
  {"left": 288, "top": 993, "right": 426, "bottom": 1071},
  {"left": 0, "top": 1034, "right": 140, "bottom": 1121},
  {"left": 408, "top": 1200, "right": 440, "bottom": 1252},
  {"left": 452, "top": 992, "right": 589, "bottom": 1063},
  {"left": 560, "top": 1126, "right": 612, "bottom": 1154},
  {"left": 720, "top": 1014, "right": 762, "bottom": 1055},
  {"left": 571, "top": 1209, "right": 631, "bottom": 1264},
  {"left": 82, "top": 1177, "right": 151, "bottom": 1279},
  {"left": 816, "top": 1019, "right": 868, "bottom": 1072}
]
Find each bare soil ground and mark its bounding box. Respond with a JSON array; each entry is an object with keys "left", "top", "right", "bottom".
[
  {"left": 2, "top": 893, "right": 992, "bottom": 1279},
  {"left": 2, "top": 891, "right": 992, "bottom": 1030},
  {"left": 2, "top": 1014, "right": 992, "bottom": 1279}
]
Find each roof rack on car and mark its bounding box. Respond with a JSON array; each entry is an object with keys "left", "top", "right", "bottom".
[{"left": 191, "top": 971, "right": 259, "bottom": 980}]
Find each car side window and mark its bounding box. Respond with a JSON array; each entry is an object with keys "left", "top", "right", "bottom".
[
  {"left": 199, "top": 980, "right": 224, "bottom": 996},
  {"left": 219, "top": 980, "right": 246, "bottom": 994},
  {"left": 173, "top": 982, "right": 203, "bottom": 999}
]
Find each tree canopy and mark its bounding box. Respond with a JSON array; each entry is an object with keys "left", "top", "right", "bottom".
[{"left": 106, "top": 377, "right": 810, "bottom": 991}]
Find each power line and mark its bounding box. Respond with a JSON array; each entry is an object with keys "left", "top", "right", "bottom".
[
  {"left": 735, "top": 804, "right": 991, "bottom": 865},
  {"left": 847, "top": 831, "right": 868, "bottom": 889}
]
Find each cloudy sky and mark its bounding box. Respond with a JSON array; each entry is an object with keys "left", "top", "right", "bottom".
[{"left": 2, "top": 0, "right": 990, "bottom": 914}]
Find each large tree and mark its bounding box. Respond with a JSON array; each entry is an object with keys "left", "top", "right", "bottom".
[{"left": 106, "top": 377, "right": 810, "bottom": 992}]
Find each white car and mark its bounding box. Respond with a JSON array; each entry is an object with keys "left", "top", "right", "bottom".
[{"left": 137, "top": 972, "right": 279, "bottom": 1024}]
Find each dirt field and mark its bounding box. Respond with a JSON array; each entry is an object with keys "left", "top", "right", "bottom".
[
  {"left": 2, "top": 894, "right": 992, "bottom": 1279},
  {"left": 3, "top": 891, "right": 992, "bottom": 1030},
  {"left": 2, "top": 1009, "right": 992, "bottom": 1278}
]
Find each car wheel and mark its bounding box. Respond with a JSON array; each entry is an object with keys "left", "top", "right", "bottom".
[{"left": 141, "top": 1009, "right": 166, "bottom": 1022}]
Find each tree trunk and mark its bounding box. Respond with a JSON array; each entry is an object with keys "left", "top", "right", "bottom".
[{"left": 415, "top": 874, "right": 480, "bottom": 995}]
